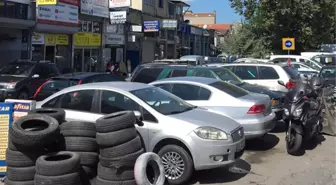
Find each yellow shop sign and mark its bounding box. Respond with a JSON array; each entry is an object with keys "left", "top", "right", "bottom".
[
  {"left": 36, "top": 0, "right": 57, "bottom": 5},
  {"left": 74, "top": 33, "right": 101, "bottom": 47},
  {"left": 45, "top": 34, "right": 69, "bottom": 45}
]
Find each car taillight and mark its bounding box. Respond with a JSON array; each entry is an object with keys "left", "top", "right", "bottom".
[
  {"left": 77, "top": 80, "right": 83, "bottom": 85},
  {"left": 247, "top": 104, "right": 265, "bottom": 114},
  {"left": 33, "top": 80, "right": 49, "bottom": 99},
  {"left": 285, "top": 81, "right": 296, "bottom": 89}
]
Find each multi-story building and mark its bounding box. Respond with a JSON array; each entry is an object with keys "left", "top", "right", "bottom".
[{"left": 183, "top": 11, "right": 216, "bottom": 24}]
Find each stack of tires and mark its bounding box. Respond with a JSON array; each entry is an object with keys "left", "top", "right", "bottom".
[
  {"left": 34, "top": 151, "right": 82, "bottom": 185},
  {"left": 95, "top": 111, "right": 144, "bottom": 185},
  {"left": 60, "top": 121, "right": 98, "bottom": 181},
  {"left": 6, "top": 114, "right": 60, "bottom": 185}
]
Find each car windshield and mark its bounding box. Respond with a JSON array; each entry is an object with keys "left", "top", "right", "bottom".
[
  {"left": 209, "top": 81, "right": 249, "bottom": 98},
  {"left": 319, "top": 67, "right": 336, "bottom": 78},
  {"left": 0, "top": 63, "right": 33, "bottom": 76},
  {"left": 43, "top": 79, "right": 81, "bottom": 91},
  {"left": 304, "top": 60, "right": 321, "bottom": 71},
  {"left": 131, "top": 87, "right": 195, "bottom": 115},
  {"left": 212, "top": 68, "right": 244, "bottom": 85}
]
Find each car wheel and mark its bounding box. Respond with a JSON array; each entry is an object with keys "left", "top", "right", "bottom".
[
  {"left": 18, "top": 90, "right": 29, "bottom": 99},
  {"left": 157, "top": 145, "right": 194, "bottom": 185}
]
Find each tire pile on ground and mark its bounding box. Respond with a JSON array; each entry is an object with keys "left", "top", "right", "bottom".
[
  {"left": 5, "top": 114, "right": 60, "bottom": 185},
  {"left": 34, "top": 151, "right": 82, "bottom": 185},
  {"left": 60, "top": 121, "right": 98, "bottom": 182},
  {"left": 95, "top": 111, "right": 144, "bottom": 185}
]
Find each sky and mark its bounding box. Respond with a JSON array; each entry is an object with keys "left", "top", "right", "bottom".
[{"left": 183, "top": 0, "right": 242, "bottom": 23}]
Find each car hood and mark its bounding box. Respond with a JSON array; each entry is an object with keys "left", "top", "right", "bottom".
[
  {"left": 238, "top": 82, "right": 284, "bottom": 98},
  {"left": 0, "top": 75, "right": 26, "bottom": 83},
  {"left": 167, "top": 107, "right": 240, "bottom": 133}
]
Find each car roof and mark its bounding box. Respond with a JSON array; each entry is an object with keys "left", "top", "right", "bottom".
[
  {"left": 180, "top": 55, "right": 203, "bottom": 59},
  {"left": 53, "top": 72, "right": 104, "bottom": 80},
  {"left": 154, "top": 77, "right": 218, "bottom": 84},
  {"left": 59, "top": 82, "right": 152, "bottom": 92},
  {"left": 222, "top": 63, "right": 278, "bottom": 67}
]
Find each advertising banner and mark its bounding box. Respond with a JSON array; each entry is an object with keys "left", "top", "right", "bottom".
[
  {"left": 32, "top": 33, "right": 45, "bottom": 45},
  {"left": 81, "top": 0, "right": 109, "bottom": 18},
  {"left": 0, "top": 103, "right": 13, "bottom": 176},
  {"left": 143, "top": 20, "right": 160, "bottom": 32},
  {"left": 37, "top": 0, "right": 57, "bottom": 5},
  {"left": 162, "top": 19, "right": 177, "bottom": 29},
  {"left": 109, "top": 0, "right": 130, "bottom": 8},
  {"left": 5, "top": 99, "right": 36, "bottom": 121},
  {"left": 74, "top": 32, "right": 102, "bottom": 46},
  {"left": 104, "top": 34, "right": 125, "bottom": 45},
  {"left": 110, "top": 11, "right": 127, "bottom": 24}
]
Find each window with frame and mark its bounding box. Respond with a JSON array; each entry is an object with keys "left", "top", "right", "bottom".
[
  {"left": 171, "top": 84, "right": 211, "bottom": 100},
  {"left": 234, "top": 66, "right": 258, "bottom": 80},
  {"left": 133, "top": 68, "right": 164, "bottom": 83},
  {"left": 101, "top": 90, "right": 140, "bottom": 114},
  {"left": 170, "top": 69, "right": 187, "bottom": 77},
  {"left": 192, "top": 70, "right": 216, "bottom": 78},
  {"left": 258, "top": 66, "right": 279, "bottom": 79},
  {"left": 158, "top": 0, "right": 163, "bottom": 8},
  {"left": 154, "top": 84, "right": 172, "bottom": 92}
]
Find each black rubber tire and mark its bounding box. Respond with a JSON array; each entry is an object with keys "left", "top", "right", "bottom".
[
  {"left": 99, "top": 149, "right": 144, "bottom": 169},
  {"left": 9, "top": 114, "right": 60, "bottom": 147},
  {"left": 61, "top": 121, "right": 96, "bottom": 137},
  {"left": 36, "top": 151, "right": 80, "bottom": 176},
  {"left": 96, "top": 128, "right": 137, "bottom": 147},
  {"left": 64, "top": 137, "right": 97, "bottom": 152},
  {"left": 28, "top": 108, "right": 66, "bottom": 124},
  {"left": 158, "top": 145, "right": 194, "bottom": 185},
  {"left": 77, "top": 152, "right": 99, "bottom": 166},
  {"left": 82, "top": 165, "right": 97, "bottom": 178},
  {"left": 6, "top": 148, "right": 44, "bottom": 167},
  {"left": 286, "top": 130, "right": 303, "bottom": 155},
  {"left": 100, "top": 136, "right": 142, "bottom": 158},
  {"left": 5, "top": 179, "right": 34, "bottom": 185},
  {"left": 134, "top": 152, "right": 165, "bottom": 185},
  {"left": 96, "top": 176, "right": 136, "bottom": 185},
  {"left": 97, "top": 162, "right": 134, "bottom": 181},
  {"left": 96, "top": 111, "right": 136, "bottom": 133},
  {"left": 6, "top": 166, "right": 35, "bottom": 181},
  {"left": 7, "top": 134, "right": 38, "bottom": 151},
  {"left": 34, "top": 172, "right": 82, "bottom": 185}
]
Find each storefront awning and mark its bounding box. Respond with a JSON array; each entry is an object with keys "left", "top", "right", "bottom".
[{"left": 0, "top": 17, "right": 35, "bottom": 29}]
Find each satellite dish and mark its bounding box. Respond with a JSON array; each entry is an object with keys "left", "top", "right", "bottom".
[{"left": 203, "top": 24, "right": 207, "bottom": 29}]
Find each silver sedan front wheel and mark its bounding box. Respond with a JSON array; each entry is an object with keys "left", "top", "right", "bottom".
[{"left": 161, "top": 151, "right": 185, "bottom": 180}]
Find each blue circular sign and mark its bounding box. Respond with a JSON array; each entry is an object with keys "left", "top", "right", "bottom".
[{"left": 285, "top": 40, "right": 292, "bottom": 48}]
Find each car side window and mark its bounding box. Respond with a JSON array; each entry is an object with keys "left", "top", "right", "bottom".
[
  {"left": 170, "top": 70, "right": 187, "bottom": 77},
  {"left": 171, "top": 84, "right": 211, "bottom": 100},
  {"left": 299, "top": 59, "right": 305, "bottom": 63},
  {"left": 132, "top": 68, "right": 163, "bottom": 83},
  {"left": 192, "top": 70, "right": 216, "bottom": 78},
  {"left": 154, "top": 84, "right": 172, "bottom": 92},
  {"left": 101, "top": 90, "right": 139, "bottom": 114},
  {"left": 258, "top": 66, "right": 279, "bottom": 79},
  {"left": 234, "top": 66, "right": 258, "bottom": 80},
  {"left": 42, "top": 95, "right": 62, "bottom": 108}
]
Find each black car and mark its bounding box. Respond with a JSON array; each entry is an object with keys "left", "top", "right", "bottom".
[
  {"left": 32, "top": 72, "right": 125, "bottom": 101},
  {"left": 319, "top": 65, "right": 336, "bottom": 86},
  {"left": 0, "top": 61, "right": 60, "bottom": 100}
]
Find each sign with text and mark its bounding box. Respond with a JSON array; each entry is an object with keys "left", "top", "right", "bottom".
[
  {"left": 37, "top": 0, "right": 57, "bottom": 5},
  {"left": 143, "top": 20, "right": 160, "bottom": 32},
  {"left": 109, "top": 0, "right": 130, "bottom": 8},
  {"left": 162, "top": 19, "right": 177, "bottom": 29},
  {"left": 0, "top": 103, "right": 13, "bottom": 176},
  {"left": 5, "top": 99, "right": 36, "bottom": 122},
  {"left": 74, "top": 32, "right": 102, "bottom": 46},
  {"left": 110, "top": 11, "right": 127, "bottom": 24},
  {"left": 104, "top": 34, "right": 125, "bottom": 45},
  {"left": 81, "top": 0, "right": 109, "bottom": 18}
]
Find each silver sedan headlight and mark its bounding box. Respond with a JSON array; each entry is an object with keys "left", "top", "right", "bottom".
[{"left": 194, "top": 127, "right": 228, "bottom": 140}]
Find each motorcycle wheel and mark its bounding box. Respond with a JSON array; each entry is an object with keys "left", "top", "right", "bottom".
[{"left": 286, "top": 128, "right": 303, "bottom": 155}]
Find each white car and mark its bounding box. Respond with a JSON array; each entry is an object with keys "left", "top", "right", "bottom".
[
  {"left": 150, "top": 77, "right": 276, "bottom": 139},
  {"left": 36, "top": 82, "right": 245, "bottom": 185},
  {"left": 270, "top": 55, "right": 322, "bottom": 71}
]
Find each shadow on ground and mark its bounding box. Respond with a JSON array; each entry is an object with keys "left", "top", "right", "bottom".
[
  {"left": 188, "top": 159, "right": 251, "bottom": 184},
  {"left": 270, "top": 120, "right": 287, "bottom": 133},
  {"left": 287, "top": 134, "right": 326, "bottom": 157},
  {"left": 245, "top": 134, "right": 280, "bottom": 151}
]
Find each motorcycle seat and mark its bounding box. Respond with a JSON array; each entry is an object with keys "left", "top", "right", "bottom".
[{"left": 309, "top": 101, "right": 320, "bottom": 110}]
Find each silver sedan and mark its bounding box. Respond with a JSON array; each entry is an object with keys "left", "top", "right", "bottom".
[
  {"left": 150, "top": 77, "right": 276, "bottom": 139},
  {"left": 36, "top": 82, "right": 245, "bottom": 185}
]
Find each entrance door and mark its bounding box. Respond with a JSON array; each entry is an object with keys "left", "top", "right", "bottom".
[
  {"left": 74, "top": 49, "right": 83, "bottom": 72},
  {"left": 45, "top": 46, "right": 55, "bottom": 62},
  {"left": 84, "top": 49, "right": 91, "bottom": 72}
]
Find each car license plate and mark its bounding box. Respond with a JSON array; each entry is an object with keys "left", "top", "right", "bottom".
[{"left": 237, "top": 140, "right": 245, "bottom": 152}]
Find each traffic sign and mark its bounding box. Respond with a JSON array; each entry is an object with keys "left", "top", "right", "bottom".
[{"left": 282, "top": 38, "right": 295, "bottom": 50}]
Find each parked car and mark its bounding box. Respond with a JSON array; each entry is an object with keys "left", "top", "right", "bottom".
[
  {"left": 312, "top": 54, "right": 336, "bottom": 65},
  {"left": 319, "top": 65, "right": 336, "bottom": 86},
  {"left": 270, "top": 55, "right": 322, "bottom": 71},
  {"left": 150, "top": 77, "right": 276, "bottom": 139},
  {"left": 130, "top": 63, "right": 285, "bottom": 118},
  {"left": 180, "top": 55, "right": 205, "bottom": 65},
  {"left": 32, "top": 72, "right": 125, "bottom": 101},
  {"left": 204, "top": 56, "right": 223, "bottom": 64},
  {"left": 0, "top": 61, "right": 60, "bottom": 100},
  {"left": 233, "top": 58, "right": 271, "bottom": 64},
  {"left": 36, "top": 82, "right": 245, "bottom": 185},
  {"left": 276, "top": 62, "right": 319, "bottom": 78},
  {"left": 221, "top": 63, "right": 301, "bottom": 92}
]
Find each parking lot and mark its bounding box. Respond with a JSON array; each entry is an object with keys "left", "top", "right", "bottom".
[{"left": 188, "top": 123, "right": 336, "bottom": 185}]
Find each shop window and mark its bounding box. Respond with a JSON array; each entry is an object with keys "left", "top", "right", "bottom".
[
  {"left": 79, "top": 20, "right": 101, "bottom": 33},
  {"left": 158, "top": 0, "right": 163, "bottom": 8},
  {"left": 0, "top": 0, "right": 27, "bottom": 19}
]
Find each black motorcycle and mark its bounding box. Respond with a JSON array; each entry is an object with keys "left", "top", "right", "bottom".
[{"left": 278, "top": 78, "right": 323, "bottom": 155}]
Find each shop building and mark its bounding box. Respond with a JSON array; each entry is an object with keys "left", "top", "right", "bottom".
[{"left": 0, "top": 0, "right": 35, "bottom": 65}]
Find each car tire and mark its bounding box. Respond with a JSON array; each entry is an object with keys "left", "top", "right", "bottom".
[
  {"left": 64, "top": 137, "right": 97, "bottom": 152},
  {"left": 100, "top": 136, "right": 142, "bottom": 158},
  {"left": 158, "top": 145, "right": 194, "bottom": 185},
  {"left": 76, "top": 152, "right": 98, "bottom": 166},
  {"left": 28, "top": 108, "right": 66, "bottom": 125},
  {"left": 35, "top": 151, "right": 80, "bottom": 176},
  {"left": 5, "top": 179, "right": 34, "bottom": 185},
  {"left": 99, "top": 148, "right": 144, "bottom": 169},
  {"left": 96, "top": 111, "right": 136, "bottom": 133},
  {"left": 96, "top": 127, "right": 137, "bottom": 147},
  {"left": 60, "top": 121, "right": 96, "bottom": 137},
  {"left": 34, "top": 172, "right": 81, "bottom": 185},
  {"left": 81, "top": 166, "right": 97, "bottom": 178},
  {"left": 6, "top": 149, "right": 43, "bottom": 167},
  {"left": 97, "top": 163, "right": 134, "bottom": 181},
  {"left": 95, "top": 176, "right": 136, "bottom": 185},
  {"left": 6, "top": 166, "right": 35, "bottom": 181},
  {"left": 9, "top": 114, "right": 60, "bottom": 147},
  {"left": 134, "top": 152, "right": 165, "bottom": 185}
]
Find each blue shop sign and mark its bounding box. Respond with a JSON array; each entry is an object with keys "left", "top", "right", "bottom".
[
  {"left": 143, "top": 20, "right": 160, "bottom": 32},
  {"left": 0, "top": 102, "right": 14, "bottom": 176}
]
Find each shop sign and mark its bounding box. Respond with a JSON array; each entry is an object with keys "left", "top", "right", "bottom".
[
  {"left": 162, "top": 20, "right": 177, "bottom": 29},
  {"left": 32, "top": 33, "right": 45, "bottom": 45},
  {"left": 131, "top": 25, "right": 142, "bottom": 32},
  {"left": 143, "top": 20, "right": 160, "bottom": 32},
  {"left": 0, "top": 102, "right": 13, "bottom": 175},
  {"left": 110, "top": 11, "right": 127, "bottom": 24},
  {"left": 74, "top": 32, "right": 101, "bottom": 46},
  {"left": 81, "top": 0, "right": 109, "bottom": 18},
  {"left": 106, "top": 24, "right": 124, "bottom": 34},
  {"left": 109, "top": 0, "right": 130, "bottom": 8},
  {"left": 104, "top": 34, "right": 125, "bottom": 45},
  {"left": 45, "top": 34, "right": 69, "bottom": 45},
  {"left": 36, "top": 0, "right": 57, "bottom": 5},
  {"left": 5, "top": 99, "right": 36, "bottom": 121},
  {"left": 36, "top": 0, "right": 79, "bottom": 26}
]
